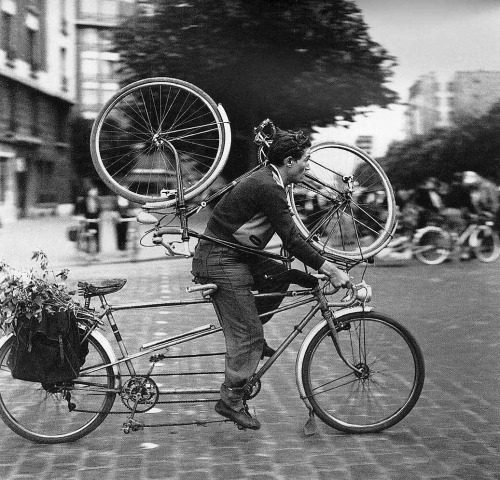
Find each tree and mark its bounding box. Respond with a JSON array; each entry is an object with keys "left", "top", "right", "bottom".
[
  {"left": 381, "top": 101, "right": 500, "bottom": 189},
  {"left": 113, "top": 0, "right": 398, "bottom": 176}
]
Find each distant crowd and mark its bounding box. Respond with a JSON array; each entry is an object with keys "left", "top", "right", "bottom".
[{"left": 394, "top": 171, "right": 499, "bottom": 237}]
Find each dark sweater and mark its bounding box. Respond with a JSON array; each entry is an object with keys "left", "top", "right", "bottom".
[{"left": 205, "top": 165, "right": 325, "bottom": 270}]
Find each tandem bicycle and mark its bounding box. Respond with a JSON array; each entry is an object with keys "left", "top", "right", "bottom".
[{"left": 0, "top": 78, "right": 424, "bottom": 443}]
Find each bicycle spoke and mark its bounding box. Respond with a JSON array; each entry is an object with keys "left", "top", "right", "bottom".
[{"left": 302, "top": 313, "right": 424, "bottom": 433}]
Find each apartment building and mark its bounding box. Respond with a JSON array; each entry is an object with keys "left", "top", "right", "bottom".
[
  {"left": 75, "top": 0, "right": 135, "bottom": 120},
  {"left": 0, "top": 0, "right": 140, "bottom": 223},
  {"left": 0, "top": 0, "right": 77, "bottom": 222},
  {"left": 405, "top": 70, "right": 500, "bottom": 139},
  {"left": 448, "top": 71, "right": 500, "bottom": 125}
]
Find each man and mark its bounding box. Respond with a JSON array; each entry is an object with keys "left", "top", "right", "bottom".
[{"left": 192, "top": 128, "right": 350, "bottom": 430}]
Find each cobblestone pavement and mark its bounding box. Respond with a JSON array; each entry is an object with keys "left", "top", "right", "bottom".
[{"left": 0, "top": 256, "right": 499, "bottom": 480}]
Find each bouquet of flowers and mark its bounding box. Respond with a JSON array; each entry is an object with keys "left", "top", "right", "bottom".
[{"left": 0, "top": 250, "right": 96, "bottom": 334}]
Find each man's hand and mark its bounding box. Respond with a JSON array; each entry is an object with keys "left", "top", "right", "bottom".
[{"left": 318, "top": 261, "right": 351, "bottom": 289}]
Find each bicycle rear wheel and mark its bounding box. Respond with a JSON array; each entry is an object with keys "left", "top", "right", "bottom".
[
  {"left": 90, "top": 77, "right": 231, "bottom": 206},
  {"left": 0, "top": 334, "right": 116, "bottom": 443},
  {"left": 414, "top": 226, "right": 451, "bottom": 265},
  {"left": 301, "top": 312, "right": 425, "bottom": 433},
  {"left": 289, "top": 142, "right": 396, "bottom": 260},
  {"left": 470, "top": 225, "right": 500, "bottom": 262}
]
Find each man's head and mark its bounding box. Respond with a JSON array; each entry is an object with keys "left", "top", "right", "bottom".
[{"left": 267, "top": 129, "right": 311, "bottom": 167}]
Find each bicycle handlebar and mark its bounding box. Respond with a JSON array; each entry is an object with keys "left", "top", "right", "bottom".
[{"left": 253, "top": 118, "right": 276, "bottom": 146}]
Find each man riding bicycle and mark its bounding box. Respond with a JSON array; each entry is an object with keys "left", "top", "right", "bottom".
[{"left": 192, "top": 128, "right": 350, "bottom": 430}]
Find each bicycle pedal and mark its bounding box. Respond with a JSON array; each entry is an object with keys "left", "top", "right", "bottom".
[{"left": 123, "top": 419, "right": 145, "bottom": 434}]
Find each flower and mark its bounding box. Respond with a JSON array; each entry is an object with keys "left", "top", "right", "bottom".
[{"left": 0, "top": 251, "right": 97, "bottom": 334}]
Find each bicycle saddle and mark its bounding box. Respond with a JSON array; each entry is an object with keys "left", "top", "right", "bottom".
[{"left": 78, "top": 278, "right": 127, "bottom": 298}]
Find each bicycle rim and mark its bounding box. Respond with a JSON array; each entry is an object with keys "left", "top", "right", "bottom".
[
  {"left": 471, "top": 226, "right": 500, "bottom": 262},
  {"left": 289, "top": 142, "right": 396, "bottom": 260},
  {"left": 414, "top": 228, "right": 451, "bottom": 265},
  {"left": 302, "top": 312, "right": 425, "bottom": 433},
  {"left": 0, "top": 335, "right": 116, "bottom": 443},
  {"left": 90, "top": 77, "right": 230, "bottom": 206}
]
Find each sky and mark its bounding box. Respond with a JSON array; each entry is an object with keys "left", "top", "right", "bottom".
[{"left": 313, "top": 0, "right": 500, "bottom": 156}]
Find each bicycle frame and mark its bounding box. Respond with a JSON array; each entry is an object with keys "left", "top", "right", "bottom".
[
  {"left": 81, "top": 281, "right": 364, "bottom": 409},
  {"left": 138, "top": 138, "right": 363, "bottom": 270},
  {"left": 455, "top": 222, "right": 476, "bottom": 249}
]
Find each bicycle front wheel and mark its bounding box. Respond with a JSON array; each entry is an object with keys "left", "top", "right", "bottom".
[
  {"left": 470, "top": 225, "right": 500, "bottom": 262},
  {"left": 414, "top": 226, "right": 452, "bottom": 265},
  {"left": 0, "top": 334, "right": 116, "bottom": 443},
  {"left": 289, "top": 142, "right": 396, "bottom": 260},
  {"left": 90, "top": 77, "right": 231, "bottom": 206},
  {"left": 301, "top": 312, "right": 425, "bottom": 433}
]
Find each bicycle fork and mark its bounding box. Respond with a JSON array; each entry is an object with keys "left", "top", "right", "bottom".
[{"left": 315, "top": 287, "right": 364, "bottom": 375}]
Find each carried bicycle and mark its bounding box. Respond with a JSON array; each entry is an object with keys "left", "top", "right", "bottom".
[
  {"left": 0, "top": 78, "right": 423, "bottom": 443},
  {"left": 89, "top": 77, "right": 397, "bottom": 262}
]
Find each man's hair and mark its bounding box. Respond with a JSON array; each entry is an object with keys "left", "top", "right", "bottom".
[{"left": 267, "top": 128, "right": 311, "bottom": 166}]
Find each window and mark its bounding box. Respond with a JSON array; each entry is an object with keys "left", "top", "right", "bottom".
[
  {"left": 26, "top": 12, "right": 40, "bottom": 75},
  {"left": 82, "top": 87, "right": 99, "bottom": 108},
  {"left": 36, "top": 159, "right": 55, "bottom": 203},
  {"left": 80, "top": 28, "right": 99, "bottom": 48},
  {"left": 80, "top": 0, "right": 99, "bottom": 17},
  {"left": 2, "top": 11, "right": 15, "bottom": 62},
  {"left": 60, "top": 0, "right": 67, "bottom": 34},
  {"left": 27, "top": 28, "right": 38, "bottom": 75},
  {"left": 31, "top": 91, "right": 40, "bottom": 136},
  {"left": 7, "top": 82, "right": 16, "bottom": 132},
  {"left": 60, "top": 47, "right": 68, "bottom": 91},
  {"left": 0, "top": 159, "right": 7, "bottom": 203},
  {"left": 102, "top": 0, "right": 119, "bottom": 17},
  {"left": 81, "top": 57, "right": 99, "bottom": 78}
]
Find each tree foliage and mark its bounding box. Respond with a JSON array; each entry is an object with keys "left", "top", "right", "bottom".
[
  {"left": 381, "top": 101, "right": 500, "bottom": 189},
  {"left": 113, "top": 0, "right": 398, "bottom": 175}
]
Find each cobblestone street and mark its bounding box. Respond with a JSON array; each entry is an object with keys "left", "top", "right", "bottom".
[{"left": 0, "top": 253, "right": 498, "bottom": 479}]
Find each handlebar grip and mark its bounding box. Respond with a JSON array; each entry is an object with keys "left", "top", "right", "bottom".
[
  {"left": 186, "top": 283, "right": 218, "bottom": 293},
  {"left": 155, "top": 227, "right": 183, "bottom": 235}
]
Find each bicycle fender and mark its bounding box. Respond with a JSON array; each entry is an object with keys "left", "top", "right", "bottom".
[
  {"left": 90, "top": 330, "right": 121, "bottom": 386},
  {"left": 294, "top": 306, "right": 374, "bottom": 412}
]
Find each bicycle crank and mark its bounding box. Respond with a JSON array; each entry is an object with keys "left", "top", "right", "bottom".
[{"left": 120, "top": 376, "right": 159, "bottom": 412}]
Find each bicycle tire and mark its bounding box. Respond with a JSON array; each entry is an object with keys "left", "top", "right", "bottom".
[
  {"left": 288, "top": 142, "right": 396, "bottom": 260},
  {"left": 90, "top": 77, "right": 231, "bottom": 206},
  {"left": 0, "top": 333, "right": 116, "bottom": 443},
  {"left": 470, "top": 225, "right": 500, "bottom": 262},
  {"left": 301, "top": 311, "right": 425, "bottom": 433},
  {"left": 413, "top": 226, "right": 451, "bottom": 265}
]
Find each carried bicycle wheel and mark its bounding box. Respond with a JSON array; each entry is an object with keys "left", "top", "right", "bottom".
[
  {"left": 470, "top": 225, "right": 500, "bottom": 262},
  {"left": 301, "top": 311, "right": 425, "bottom": 433},
  {"left": 413, "top": 226, "right": 452, "bottom": 265},
  {"left": 0, "top": 333, "right": 116, "bottom": 443},
  {"left": 288, "top": 142, "right": 396, "bottom": 260},
  {"left": 91, "top": 77, "right": 231, "bottom": 206}
]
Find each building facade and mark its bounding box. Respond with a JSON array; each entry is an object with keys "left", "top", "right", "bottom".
[
  {"left": 405, "top": 70, "right": 500, "bottom": 139},
  {"left": 0, "top": 0, "right": 77, "bottom": 222},
  {"left": 404, "top": 73, "right": 445, "bottom": 138},
  {"left": 74, "top": 0, "right": 135, "bottom": 120},
  {"left": 0, "top": 0, "right": 139, "bottom": 223},
  {"left": 448, "top": 71, "right": 500, "bottom": 125}
]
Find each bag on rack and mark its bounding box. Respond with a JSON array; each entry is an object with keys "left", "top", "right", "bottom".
[{"left": 7, "top": 309, "right": 88, "bottom": 384}]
